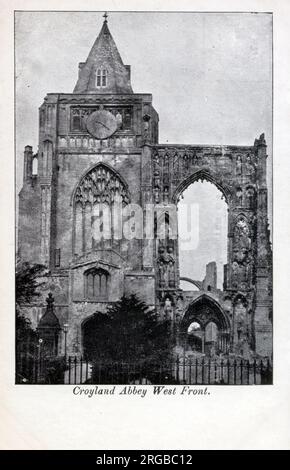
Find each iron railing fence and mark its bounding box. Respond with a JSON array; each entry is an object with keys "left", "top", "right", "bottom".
[
  {"left": 16, "top": 353, "right": 66, "bottom": 384},
  {"left": 16, "top": 354, "right": 273, "bottom": 385}
]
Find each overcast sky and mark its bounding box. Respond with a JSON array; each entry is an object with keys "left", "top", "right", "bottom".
[{"left": 15, "top": 11, "right": 272, "bottom": 285}]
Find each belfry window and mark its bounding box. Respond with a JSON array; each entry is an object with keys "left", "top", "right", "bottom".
[
  {"left": 85, "top": 268, "right": 109, "bottom": 300},
  {"left": 96, "top": 68, "right": 107, "bottom": 88}
]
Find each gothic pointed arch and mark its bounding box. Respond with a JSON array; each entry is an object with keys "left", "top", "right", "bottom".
[
  {"left": 233, "top": 212, "right": 251, "bottom": 225},
  {"left": 180, "top": 294, "right": 231, "bottom": 355},
  {"left": 172, "top": 168, "right": 232, "bottom": 204},
  {"left": 72, "top": 162, "right": 130, "bottom": 207},
  {"left": 180, "top": 294, "right": 230, "bottom": 333},
  {"left": 72, "top": 163, "right": 130, "bottom": 257}
]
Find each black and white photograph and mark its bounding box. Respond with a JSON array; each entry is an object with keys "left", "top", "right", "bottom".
[
  {"left": 15, "top": 10, "right": 273, "bottom": 386},
  {"left": 1, "top": 0, "right": 290, "bottom": 453}
]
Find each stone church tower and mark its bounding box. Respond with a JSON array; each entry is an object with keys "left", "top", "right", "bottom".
[{"left": 18, "top": 16, "right": 272, "bottom": 359}]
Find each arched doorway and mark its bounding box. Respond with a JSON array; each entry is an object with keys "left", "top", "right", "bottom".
[
  {"left": 81, "top": 312, "right": 110, "bottom": 361},
  {"left": 180, "top": 295, "right": 230, "bottom": 356}
]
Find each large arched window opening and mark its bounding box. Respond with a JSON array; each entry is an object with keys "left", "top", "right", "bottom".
[
  {"left": 178, "top": 179, "right": 228, "bottom": 290},
  {"left": 73, "top": 164, "right": 130, "bottom": 257}
]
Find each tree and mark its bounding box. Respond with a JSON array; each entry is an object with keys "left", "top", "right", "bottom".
[
  {"left": 83, "top": 312, "right": 112, "bottom": 361},
  {"left": 16, "top": 260, "right": 46, "bottom": 345},
  {"left": 15, "top": 260, "right": 46, "bottom": 382},
  {"left": 90, "top": 294, "right": 176, "bottom": 384},
  {"left": 90, "top": 294, "right": 173, "bottom": 363},
  {"left": 16, "top": 260, "right": 46, "bottom": 307}
]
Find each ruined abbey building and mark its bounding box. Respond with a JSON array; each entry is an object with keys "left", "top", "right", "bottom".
[{"left": 18, "top": 17, "right": 272, "bottom": 359}]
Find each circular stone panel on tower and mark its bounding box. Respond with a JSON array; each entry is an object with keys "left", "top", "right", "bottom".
[{"left": 86, "top": 110, "right": 118, "bottom": 139}]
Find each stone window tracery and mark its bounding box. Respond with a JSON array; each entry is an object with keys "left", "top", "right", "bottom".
[
  {"left": 84, "top": 268, "right": 109, "bottom": 300},
  {"left": 73, "top": 164, "right": 130, "bottom": 256},
  {"left": 71, "top": 108, "right": 93, "bottom": 132}
]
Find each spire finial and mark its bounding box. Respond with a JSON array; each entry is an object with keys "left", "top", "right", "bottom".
[{"left": 103, "top": 12, "right": 108, "bottom": 23}]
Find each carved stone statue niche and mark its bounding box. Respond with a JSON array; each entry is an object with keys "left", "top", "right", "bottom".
[
  {"left": 157, "top": 244, "right": 176, "bottom": 288},
  {"left": 231, "top": 217, "right": 253, "bottom": 290},
  {"left": 245, "top": 187, "right": 256, "bottom": 209},
  {"left": 234, "top": 218, "right": 251, "bottom": 250},
  {"left": 236, "top": 187, "right": 243, "bottom": 206},
  {"left": 163, "top": 297, "right": 174, "bottom": 320},
  {"left": 236, "top": 155, "right": 242, "bottom": 176},
  {"left": 245, "top": 154, "right": 256, "bottom": 178},
  {"left": 233, "top": 297, "right": 251, "bottom": 358}
]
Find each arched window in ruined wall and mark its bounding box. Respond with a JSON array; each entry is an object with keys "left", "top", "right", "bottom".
[
  {"left": 73, "top": 164, "right": 130, "bottom": 257},
  {"left": 32, "top": 156, "right": 38, "bottom": 176}
]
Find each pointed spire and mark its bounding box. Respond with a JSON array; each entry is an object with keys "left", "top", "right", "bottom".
[{"left": 73, "top": 15, "right": 133, "bottom": 94}]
